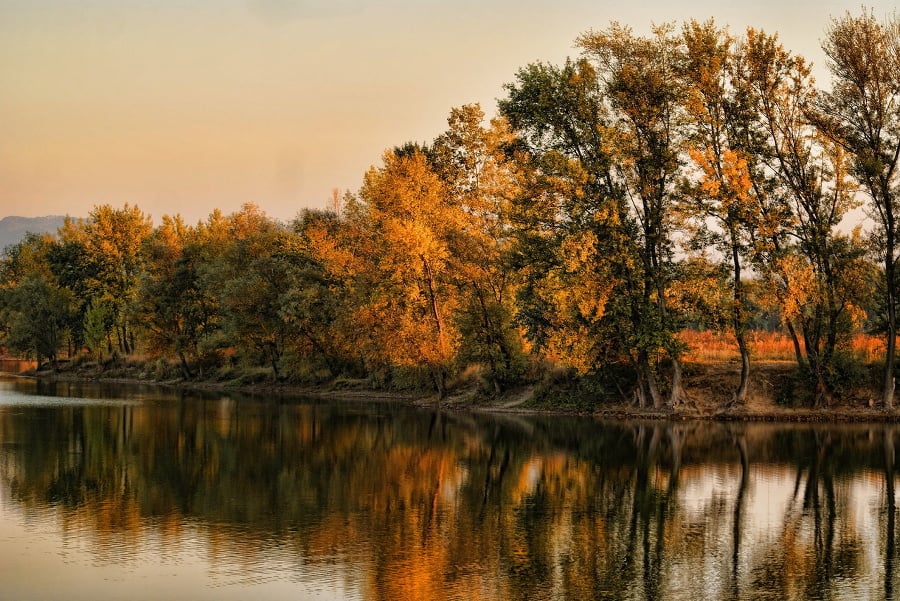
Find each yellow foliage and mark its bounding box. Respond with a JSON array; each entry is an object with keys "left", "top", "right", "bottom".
[
  {"left": 688, "top": 146, "right": 752, "bottom": 214},
  {"left": 776, "top": 253, "right": 816, "bottom": 321}
]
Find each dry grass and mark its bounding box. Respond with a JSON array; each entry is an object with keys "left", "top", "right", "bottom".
[{"left": 680, "top": 330, "right": 886, "bottom": 364}]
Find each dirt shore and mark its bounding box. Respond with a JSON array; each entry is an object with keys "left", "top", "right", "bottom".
[{"left": 17, "top": 359, "right": 900, "bottom": 423}]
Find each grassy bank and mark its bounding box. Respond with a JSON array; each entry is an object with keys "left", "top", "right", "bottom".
[{"left": 16, "top": 352, "right": 900, "bottom": 423}]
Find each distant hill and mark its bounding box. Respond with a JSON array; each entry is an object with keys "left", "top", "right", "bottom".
[{"left": 0, "top": 215, "right": 67, "bottom": 253}]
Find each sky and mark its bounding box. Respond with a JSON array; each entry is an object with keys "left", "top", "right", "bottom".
[{"left": 1, "top": 0, "right": 897, "bottom": 225}]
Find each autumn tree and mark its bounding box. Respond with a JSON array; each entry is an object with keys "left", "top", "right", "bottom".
[
  {"left": 138, "top": 215, "right": 223, "bottom": 378},
  {"left": 280, "top": 209, "right": 357, "bottom": 379},
  {"left": 299, "top": 198, "right": 378, "bottom": 379},
  {"left": 499, "top": 58, "right": 638, "bottom": 386},
  {"left": 728, "top": 29, "right": 809, "bottom": 368},
  {"left": 500, "top": 42, "right": 692, "bottom": 407},
  {"left": 430, "top": 104, "right": 528, "bottom": 391},
  {"left": 680, "top": 20, "right": 758, "bottom": 404},
  {"left": 743, "top": 27, "right": 873, "bottom": 404},
  {"left": 56, "top": 204, "right": 153, "bottom": 357},
  {"left": 578, "top": 23, "right": 689, "bottom": 407},
  {"left": 810, "top": 10, "right": 900, "bottom": 408},
  {"left": 202, "top": 204, "right": 296, "bottom": 380},
  {"left": 351, "top": 148, "right": 462, "bottom": 394}
]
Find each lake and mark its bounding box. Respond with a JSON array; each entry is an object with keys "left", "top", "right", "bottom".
[{"left": 0, "top": 375, "right": 898, "bottom": 600}]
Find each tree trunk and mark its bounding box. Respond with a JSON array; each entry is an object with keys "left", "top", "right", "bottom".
[
  {"left": 421, "top": 255, "right": 446, "bottom": 352},
  {"left": 633, "top": 381, "right": 647, "bottom": 409},
  {"left": 474, "top": 285, "right": 503, "bottom": 391},
  {"left": 668, "top": 357, "right": 687, "bottom": 408},
  {"left": 421, "top": 255, "right": 449, "bottom": 397},
  {"left": 301, "top": 327, "right": 338, "bottom": 377},
  {"left": 268, "top": 342, "right": 281, "bottom": 380},
  {"left": 735, "top": 334, "right": 751, "bottom": 404},
  {"left": 637, "top": 351, "right": 662, "bottom": 409},
  {"left": 787, "top": 321, "right": 806, "bottom": 369},
  {"left": 431, "top": 368, "right": 447, "bottom": 399},
  {"left": 813, "top": 358, "right": 832, "bottom": 409},
  {"left": 177, "top": 351, "right": 193, "bottom": 380},
  {"left": 731, "top": 243, "right": 750, "bottom": 405}
]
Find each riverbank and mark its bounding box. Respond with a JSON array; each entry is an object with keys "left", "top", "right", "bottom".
[
  {"left": 456, "top": 361, "right": 898, "bottom": 423},
  {"left": 15, "top": 358, "right": 900, "bottom": 423}
]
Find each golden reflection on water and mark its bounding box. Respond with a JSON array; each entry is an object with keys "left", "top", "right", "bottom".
[{"left": 0, "top": 378, "right": 899, "bottom": 600}]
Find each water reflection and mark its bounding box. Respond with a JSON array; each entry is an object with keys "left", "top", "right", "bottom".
[{"left": 0, "top": 377, "right": 898, "bottom": 600}]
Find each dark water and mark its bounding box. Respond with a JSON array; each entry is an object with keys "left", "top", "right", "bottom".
[{"left": 1, "top": 376, "right": 899, "bottom": 600}]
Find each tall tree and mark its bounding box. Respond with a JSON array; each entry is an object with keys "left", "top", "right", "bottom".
[
  {"left": 810, "top": 10, "right": 900, "bottom": 408},
  {"left": 138, "top": 215, "right": 221, "bottom": 378},
  {"left": 500, "top": 59, "right": 638, "bottom": 388},
  {"left": 57, "top": 204, "right": 153, "bottom": 356},
  {"left": 204, "top": 204, "right": 295, "bottom": 380},
  {"left": 353, "top": 148, "right": 462, "bottom": 393},
  {"left": 578, "top": 23, "right": 689, "bottom": 407},
  {"left": 280, "top": 209, "right": 355, "bottom": 379},
  {"left": 680, "top": 20, "right": 757, "bottom": 404},
  {"left": 694, "top": 25, "right": 874, "bottom": 406},
  {"left": 746, "top": 28, "right": 869, "bottom": 404},
  {"left": 430, "top": 104, "right": 528, "bottom": 391},
  {"left": 46, "top": 231, "right": 98, "bottom": 354}
]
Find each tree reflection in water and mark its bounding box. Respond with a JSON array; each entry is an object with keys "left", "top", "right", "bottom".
[{"left": 0, "top": 388, "right": 899, "bottom": 600}]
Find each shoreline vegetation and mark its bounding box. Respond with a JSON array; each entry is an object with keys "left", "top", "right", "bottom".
[
  {"left": 15, "top": 353, "right": 900, "bottom": 424},
  {"left": 3, "top": 11, "right": 900, "bottom": 418}
]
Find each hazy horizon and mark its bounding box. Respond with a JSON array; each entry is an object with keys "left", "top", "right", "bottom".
[{"left": 3, "top": 0, "right": 896, "bottom": 225}]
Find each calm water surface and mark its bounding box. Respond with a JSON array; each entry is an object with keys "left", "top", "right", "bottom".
[{"left": 1, "top": 375, "right": 899, "bottom": 600}]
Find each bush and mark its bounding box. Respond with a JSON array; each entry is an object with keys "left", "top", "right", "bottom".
[
  {"left": 774, "top": 353, "right": 869, "bottom": 407},
  {"left": 825, "top": 351, "right": 868, "bottom": 398},
  {"left": 773, "top": 369, "right": 804, "bottom": 408},
  {"left": 279, "top": 352, "right": 334, "bottom": 384},
  {"left": 529, "top": 363, "right": 636, "bottom": 410}
]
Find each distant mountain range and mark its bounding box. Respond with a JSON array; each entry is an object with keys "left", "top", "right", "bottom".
[{"left": 0, "top": 215, "right": 67, "bottom": 252}]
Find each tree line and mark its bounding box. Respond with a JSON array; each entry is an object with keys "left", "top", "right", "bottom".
[{"left": 1, "top": 12, "right": 898, "bottom": 409}]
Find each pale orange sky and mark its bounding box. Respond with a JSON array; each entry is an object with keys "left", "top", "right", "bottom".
[{"left": 1, "top": 0, "right": 896, "bottom": 224}]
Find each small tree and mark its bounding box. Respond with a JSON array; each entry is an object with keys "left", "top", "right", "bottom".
[{"left": 83, "top": 300, "right": 112, "bottom": 364}]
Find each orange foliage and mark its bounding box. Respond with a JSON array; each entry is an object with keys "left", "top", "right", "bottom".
[{"left": 680, "top": 329, "right": 886, "bottom": 363}]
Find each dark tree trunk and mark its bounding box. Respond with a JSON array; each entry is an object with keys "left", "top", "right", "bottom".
[
  {"left": 731, "top": 242, "right": 750, "bottom": 405},
  {"left": 177, "top": 351, "right": 193, "bottom": 380}
]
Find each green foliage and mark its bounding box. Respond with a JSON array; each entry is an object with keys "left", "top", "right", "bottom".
[
  {"left": 454, "top": 297, "right": 528, "bottom": 390},
  {"left": 280, "top": 210, "right": 357, "bottom": 378},
  {"left": 4, "top": 276, "right": 75, "bottom": 367},
  {"left": 0, "top": 234, "right": 75, "bottom": 367},
  {"left": 530, "top": 364, "right": 637, "bottom": 410},
  {"left": 776, "top": 353, "right": 869, "bottom": 407},
  {"left": 82, "top": 300, "right": 112, "bottom": 362}
]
